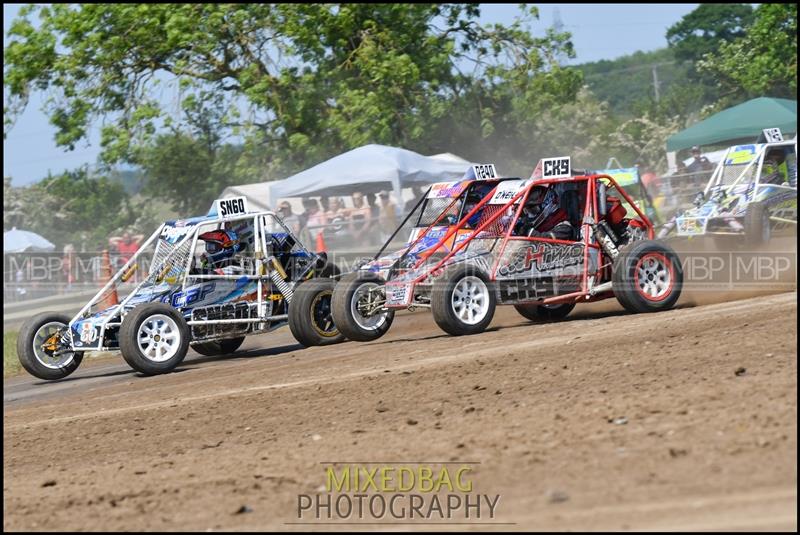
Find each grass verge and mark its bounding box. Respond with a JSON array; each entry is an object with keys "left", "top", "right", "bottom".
[{"left": 4, "top": 330, "right": 21, "bottom": 377}]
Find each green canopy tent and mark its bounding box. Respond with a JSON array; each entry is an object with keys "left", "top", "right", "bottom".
[{"left": 666, "top": 97, "right": 797, "bottom": 153}]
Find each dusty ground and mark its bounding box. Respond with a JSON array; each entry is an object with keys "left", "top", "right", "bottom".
[
  {"left": 4, "top": 236, "right": 798, "bottom": 531},
  {"left": 3, "top": 283, "right": 797, "bottom": 531}
]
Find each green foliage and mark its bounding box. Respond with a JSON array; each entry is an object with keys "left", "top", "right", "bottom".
[
  {"left": 698, "top": 3, "right": 797, "bottom": 103},
  {"left": 4, "top": 3, "right": 579, "bottom": 173},
  {"left": 3, "top": 169, "right": 142, "bottom": 249},
  {"left": 138, "top": 131, "right": 248, "bottom": 215},
  {"left": 666, "top": 4, "right": 754, "bottom": 63},
  {"left": 4, "top": 331, "right": 21, "bottom": 378}
]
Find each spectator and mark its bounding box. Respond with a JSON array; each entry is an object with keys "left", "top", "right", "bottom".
[
  {"left": 277, "top": 201, "right": 301, "bottom": 234},
  {"left": 109, "top": 230, "right": 144, "bottom": 268},
  {"left": 298, "top": 198, "right": 313, "bottom": 231},
  {"left": 686, "top": 145, "right": 712, "bottom": 173},
  {"left": 15, "top": 267, "right": 27, "bottom": 299},
  {"left": 366, "top": 192, "right": 380, "bottom": 221},
  {"left": 62, "top": 244, "right": 76, "bottom": 290},
  {"left": 349, "top": 191, "right": 373, "bottom": 243},
  {"left": 378, "top": 190, "right": 399, "bottom": 241},
  {"left": 404, "top": 185, "right": 426, "bottom": 214},
  {"left": 320, "top": 196, "right": 330, "bottom": 213},
  {"left": 676, "top": 160, "right": 689, "bottom": 175},
  {"left": 304, "top": 198, "right": 327, "bottom": 236},
  {"left": 325, "top": 196, "right": 348, "bottom": 234}
]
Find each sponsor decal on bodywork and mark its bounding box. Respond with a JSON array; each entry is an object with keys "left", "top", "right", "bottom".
[
  {"left": 488, "top": 179, "right": 528, "bottom": 204},
  {"left": 428, "top": 180, "right": 471, "bottom": 199},
  {"left": 160, "top": 224, "right": 193, "bottom": 245},
  {"left": 497, "top": 242, "right": 584, "bottom": 278}
]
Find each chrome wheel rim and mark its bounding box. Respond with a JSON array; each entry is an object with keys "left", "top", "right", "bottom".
[
  {"left": 450, "top": 276, "right": 490, "bottom": 325},
  {"left": 137, "top": 314, "right": 181, "bottom": 362},
  {"left": 351, "top": 282, "right": 387, "bottom": 331},
  {"left": 32, "top": 321, "right": 75, "bottom": 369}
]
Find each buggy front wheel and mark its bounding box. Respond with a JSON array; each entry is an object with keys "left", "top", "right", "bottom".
[
  {"left": 431, "top": 266, "right": 496, "bottom": 336},
  {"left": 612, "top": 241, "right": 683, "bottom": 314},
  {"left": 17, "top": 312, "right": 84, "bottom": 380},
  {"left": 331, "top": 272, "right": 394, "bottom": 342}
]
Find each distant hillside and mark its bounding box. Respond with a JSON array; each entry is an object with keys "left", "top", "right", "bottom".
[{"left": 576, "top": 48, "right": 700, "bottom": 118}]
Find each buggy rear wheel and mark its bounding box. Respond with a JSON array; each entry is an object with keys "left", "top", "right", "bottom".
[
  {"left": 612, "top": 240, "right": 683, "bottom": 314},
  {"left": 431, "top": 266, "right": 496, "bottom": 336},
  {"left": 331, "top": 272, "right": 394, "bottom": 342},
  {"left": 119, "top": 303, "right": 190, "bottom": 375},
  {"left": 514, "top": 302, "right": 575, "bottom": 322},
  {"left": 191, "top": 336, "right": 246, "bottom": 357},
  {"left": 17, "top": 312, "right": 84, "bottom": 380},
  {"left": 288, "top": 278, "right": 345, "bottom": 347}
]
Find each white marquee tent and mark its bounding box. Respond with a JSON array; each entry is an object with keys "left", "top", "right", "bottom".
[
  {"left": 219, "top": 145, "right": 472, "bottom": 210},
  {"left": 3, "top": 228, "right": 56, "bottom": 253}
]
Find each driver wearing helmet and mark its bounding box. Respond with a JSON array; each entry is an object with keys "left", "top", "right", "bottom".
[
  {"left": 516, "top": 185, "right": 574, "bottom": 240},
  {"left": 762, "top": 148, "right": 790, "bottom": 185},
  {"left": 461, "top": 185, "right": 491, "bottom": 228},
  {"left": 196, "top": 229, "right": 246, "bottom": 274}
]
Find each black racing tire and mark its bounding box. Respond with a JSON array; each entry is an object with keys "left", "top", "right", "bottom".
[
  {"left": 331, "top": 271, "right": 394, "bottom": 342},
  {"left": 431, "top": 265, "right": 496, "bottom": 336},
  {"left": 612, "top": 240, "right": 683, "bottom": 314},
  {"left": 514, "top": 302, "right": 575, "bottom": 322},
  {"left": 288, "top": 278, "right": 346, "bottom": 347},
  {"left": 191, "top": 336, "right": 246, "bottom": 356},
  {"left": 119, "top": 303, "right": 190, "bottom": 375},
  {"left": 744, "top": 201, "right": 770, "bottom": 246},
  {"left": 17, "top": 312, "right": 84, "bottom": 380}
]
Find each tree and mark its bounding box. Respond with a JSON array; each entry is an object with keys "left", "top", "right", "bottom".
[
  {"left": 666, "top": 4, "right": 754, "bottom": 64},
  {"left": 138, "top": 132, "right": 248, "bottom": 215},
  {"left": 3, "top": 169, "right": 140, "bottom": 249},
  {"left": 4, "top": 3, "right": 579, "bottom": 174},
  {"left": 697, "top": 3, "right": 797, "bottom": 102}
]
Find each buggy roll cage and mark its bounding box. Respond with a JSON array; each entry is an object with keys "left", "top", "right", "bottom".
[
  {"left": 381, "top": 173, "right": 654, "bottom": 306},
  {"left": 704, "top": 139, "right": 798, "bottom": 197},
  {"left": 68, "top": 211, "right": 319, "bottom": 351}
]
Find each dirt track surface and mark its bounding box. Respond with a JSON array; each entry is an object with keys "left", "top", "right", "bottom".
[
  {"left": 3, "top": 292, "right": 797, "bottom": 530},
  {"left": 4, "top": 286, "right": 797, "bottom": 531}
]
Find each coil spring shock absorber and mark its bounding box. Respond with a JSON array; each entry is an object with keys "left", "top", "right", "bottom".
[
  {"left": 594, "top": 219, "right": 621, "bottom": 259},
  {"left": 268, "top": 257, "right": 294, "bottom": 303}
]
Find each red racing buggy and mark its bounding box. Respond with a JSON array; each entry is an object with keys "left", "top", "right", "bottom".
[{"left": 331, "top": 158, "right": 684, "bottom": 339}]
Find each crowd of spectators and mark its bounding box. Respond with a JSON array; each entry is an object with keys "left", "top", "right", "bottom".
[{"left": 276, "top": 188, "right": 428, "bottom": 249}]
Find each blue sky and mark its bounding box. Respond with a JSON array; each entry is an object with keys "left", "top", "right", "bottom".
[{"left": 3, "top": 3, "right": 699, "bottom": 186}]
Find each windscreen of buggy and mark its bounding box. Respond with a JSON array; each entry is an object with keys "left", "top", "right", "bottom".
[
  {"left": 413, "top": 180, "right": 502, "bottom": 228},
  {"left": 414, "top": 193, "right": 466, "bottom": 228},
  {"left": 717, "top": 145, "right": 759, "bottom": 186}
]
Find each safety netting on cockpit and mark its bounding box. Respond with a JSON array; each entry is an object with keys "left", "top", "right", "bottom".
[{"left": 467, "top": 203, "right": 517, "bottom": 237}]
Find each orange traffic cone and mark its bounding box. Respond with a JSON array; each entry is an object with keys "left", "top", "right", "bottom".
[
  {"left": 316, "top": 231, "right": 328, "bottom": 254},
  {"left": 99, "top": 250, "right": 119, "bottom": 309}
]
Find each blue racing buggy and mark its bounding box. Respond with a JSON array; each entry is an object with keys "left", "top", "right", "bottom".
[{"left": 17, "top": 197, "right": 342, "bottom": 380}]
